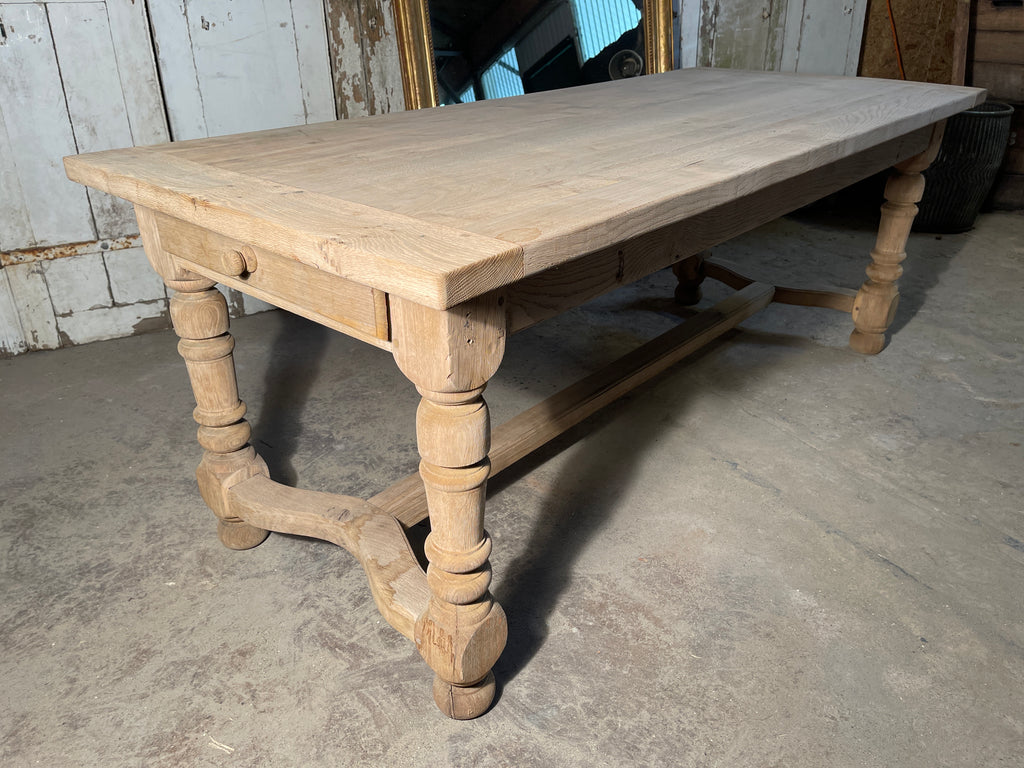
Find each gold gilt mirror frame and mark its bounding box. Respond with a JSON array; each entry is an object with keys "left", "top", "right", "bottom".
[{"left": 392, "top": 0, "right": 675, "bottom": 110}]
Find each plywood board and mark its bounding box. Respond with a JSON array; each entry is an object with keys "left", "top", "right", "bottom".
[{"left": 859, "top": 0, "right": 963, "bottom": 84}]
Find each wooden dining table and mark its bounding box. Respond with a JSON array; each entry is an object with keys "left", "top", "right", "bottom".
[{"left": 65, "top": 68, "right": 984, "bottom": 719}]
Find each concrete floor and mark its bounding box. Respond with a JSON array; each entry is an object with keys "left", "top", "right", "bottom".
[{"left": 2, "top": 208, "right": 1022, "bottom": 767}]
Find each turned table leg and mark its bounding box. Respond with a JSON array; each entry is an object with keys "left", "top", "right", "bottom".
[
  {"left": 170, "top": 287, "right": 270, "bottom": 549},
  {"left": 391, "top": 294, "right": 508, "bottom": 719},
  {"left": 136, "top": 206, "right": 270, "bottom": 549},
  {"left": 850, "top": 124, "right": 945, "bottom": 354},
  {"left": 673, "top": 251, "right": 708, "bottom": 306}
]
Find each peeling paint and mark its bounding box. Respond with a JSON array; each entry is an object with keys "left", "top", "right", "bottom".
[
  {"left": 324, "top": 0, "right": 404, "bottom": 119},
  {"left": 131, "top": 308, "right": 171, "bottom": 336},
  {"left": 325, "top": 0, "right": 368, "bottom": 119},
  {"left": 361, "top": 0, "right": 405, "bottom": 114},
  {"left": 704, "top": 0, "right": 786, "bottom": 70},
  {"left": 699, "top": 0, "right": 719, "bottom": 67}
]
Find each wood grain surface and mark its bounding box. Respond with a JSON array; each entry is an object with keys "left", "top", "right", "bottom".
[{"left": 66, "top": 68, "right": 984, "bottom": 308}]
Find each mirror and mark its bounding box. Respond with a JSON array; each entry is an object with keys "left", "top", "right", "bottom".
[{"left": 393, "top": 0, "right": 674, "bottom": 110}]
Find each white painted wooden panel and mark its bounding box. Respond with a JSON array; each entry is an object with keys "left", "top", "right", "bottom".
[
  {"left": 672, "top": 0, "right": 681, "bottom": 68},
  {"left": 151, "top": 0, "right": 335, "bottom": 139},
  {"left": 104, "top": 246, "right": 166, "bottom": 304},
  {"left": 187, "top": 0, "right": 312, "bottom": 134},
  {"left": 148, "top": 0, "right": 208, "bottom": 141},
  {"left": 105, "top": 0, "right": 171, "bottom": 146},
  {"left": 780, "top": 0, "right": 805, "bottom": 72},
  {"left": 48, "top": 2, "right": 137, "bottom": 239},
  {"left": 0, "top": 107, "right": 33, "bottom": 249},
  {"left": 0, "top": 269, "right": 26, "bottom": 356},
  {"left": 781, "top": 0, "right": 867, "bottom": 75},
  {"left": 55, "top": 301, "right": 168, "bottom": 345},
  {"left": 0, "top": 3, "right": 96, "bottom": 250},
  {"left": 844, "top": 1, "right": 869, "bottom": 76},
  {"left": 291, "top": 0, "right": 337, "bottom": 123},
  {"left": 44, "top": 251, "right": 113, "bottom": 314},
  {"left": 695, "top": 0, "right": 789, "bottom": 70},
  {"left": 680, "top": 0, "right": 700, "bottom": 67},
  {"left": 5, "top": 261, "right": 59, "bottom": 350},
  {"left": 681, "top": 0, "right": 867, "bottom": 76}
]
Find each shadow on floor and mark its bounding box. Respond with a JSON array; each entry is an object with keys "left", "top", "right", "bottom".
[
  {"left": 250, "top": 312, "right": 331, "bottom": 486},
  {"left": 487, "top": 291, "right": 872, "bottom": 701},
  {"left": 487, "top": 328, "right": 738, "bottom": 698}
]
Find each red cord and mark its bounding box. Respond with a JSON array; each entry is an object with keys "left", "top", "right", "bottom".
[{"left": 886, "top": 0, "right": 907, "bottom": 80}]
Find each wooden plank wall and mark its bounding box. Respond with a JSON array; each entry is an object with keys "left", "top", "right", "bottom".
[
  {"left": 0, "top": 0, "right": 166, "bottom": 252},
  {"left": 970, "top": 1, "right": 1024, "bottom": 103},
  {"left": 148, "top": 0, "right": 336, "bottom": 140},
  {"left": 0, "top": 0, "right": 174, "bottom": 357},
  {"left": 970, "top": 1, "right": 1024, "bottom": 209},
  {"left": 0, "top": 0, "right": 406, "bottom": 357},
  {"left": 0, "top": 3, "right": 95, "bottom": 251}
]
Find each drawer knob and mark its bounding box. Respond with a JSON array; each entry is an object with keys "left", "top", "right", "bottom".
[
  {"left": 238, "top": 246, "right": 258, "bottom": 274},
  {"left": 220, "top": 246, "right": 258, "bottom": 276}
]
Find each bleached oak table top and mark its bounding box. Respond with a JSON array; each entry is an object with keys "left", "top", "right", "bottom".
[{"left": 65, "top": 68, "right": 983, "bottom": 309}]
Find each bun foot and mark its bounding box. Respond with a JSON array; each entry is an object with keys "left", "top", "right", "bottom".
[
  {"left": 848, "top": 329, "right": 886, "bottom": 355},
  {"left": 217, "top": 518, "right": 271, "bottom": 550},
  {"left": 433, "top": 671, "right": 496, "bottom": 720}
]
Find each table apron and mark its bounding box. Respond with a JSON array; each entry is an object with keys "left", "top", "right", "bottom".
[
  {"left": 506, "top": 126, "right": 934, "bottom": 333},
  {"left": 154, "top": 211, "right": 392, "bottom": 349},
  {"left": 149, "top": 125, "right": 931, "bottom": 350}
]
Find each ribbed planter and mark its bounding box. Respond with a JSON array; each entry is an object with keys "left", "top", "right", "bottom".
[{"left": 915, "top": 102, "right": 1014, "bottom": 233}]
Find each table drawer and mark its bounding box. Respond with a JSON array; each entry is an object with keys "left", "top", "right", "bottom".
[{"left": 154, "top": 213, "right": 390, "bottom": 348}]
